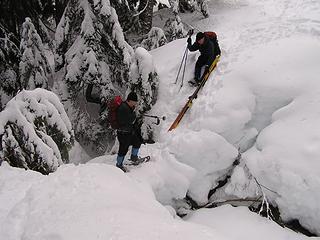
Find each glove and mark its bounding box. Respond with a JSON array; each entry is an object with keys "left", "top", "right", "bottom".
[
  {"left": 204, "top": 65, "right": 210, "bottom": 72},
  {"left": 187, "top": 29, "right": 194, "bottom": 36},
  {"left": 187, "top": 37, "right": 192, "bottom": 45}
]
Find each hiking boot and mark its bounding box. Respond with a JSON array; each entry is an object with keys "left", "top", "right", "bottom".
[
  {"left": 130, "top": 155, "right": 139, "bottom": 162},
  {"left": 116, "top": 163, "right": 127, "bottom": 172},
  {"left": 130, "top": 155, "right": 142, "bottom": 165},
  {"left": 188, "top": 78, "right": 200, "bottom": 86}
]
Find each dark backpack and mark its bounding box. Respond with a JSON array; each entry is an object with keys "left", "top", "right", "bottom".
[
  {"left": 204, "top": 31, "right": 221, "bottom": 56},
  {"left": 108, "top": 96, "right": 122, "bottom": 129}
]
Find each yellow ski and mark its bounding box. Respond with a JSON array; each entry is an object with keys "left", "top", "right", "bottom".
[{"left": 168, "top": 55, "right": 220, "bottom": 131}]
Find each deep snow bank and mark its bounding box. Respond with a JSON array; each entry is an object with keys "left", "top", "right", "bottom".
[
  {"left": 89, "top": 144, "right": 196, "bottom": 206},
  {"left": 150, "top": 38, "right": 239, "bottom": 205},
  {"left": 0, "top": 163, "right": 229, "bottom": 240},
  {"left": 150, "top": 21, "right": 320, "bottom": 233},
  {"left": 186, "top": 205, "right": 308, "bottom": 240},
  {"left": 166, "top": 128, "right": 238, "bottom": 204},
  {"left": 214, "top": 36, "right": 320, "bottom": 234}
]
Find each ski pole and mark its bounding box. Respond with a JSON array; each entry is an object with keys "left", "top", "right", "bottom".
[
  {"left": 174, "top": 47, "right": 188, "bottom": 84},
  {"left": 179, "top": 46, "right": 188, "bottom": 90},
  {"left": 142, "top": 114, "right": 166, "bottom": 125},
  {"left": 143, "top": 114, "right": 166, "bottom": 120}
]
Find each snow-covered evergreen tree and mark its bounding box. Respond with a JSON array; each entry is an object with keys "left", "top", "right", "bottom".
[
  {"left": 197, "top": 0, "right": 209, "bottom": 18},
  {"left": 54, "top": 0, "right": 134, "bottom": 152},
  {"left": 0, "top": 26, "right": 20, "bottom": 110},
  {"left": 137, "top": 0, "right": 154, "bottom": 34},
  {"left": 0, "top": 0, "right": 55, "bottom": 44},
  {"left": 55, "top": 0, "right": 133, "bottom": 94},
  {"left": 129, "top": 47, "right": 159, "bottom": 140},
  {"left": 169, "top": 0, "right": 179, "bottom": 15},
  {"left": 0, "top": 89, "right": 74, "bottom": 175},
  {"left": 130, "top": 47, "right": 159, "bottom": 115},
  {"left": 19, "top": 17, "right": 51, "bottom": 90},
  {"left": 141, "top": 27, "right": 167, "bottom": 51},
  {"left": 110, "top": 0, "right": 133, "bottom": 31},
  {"left": 179, "top": 0, "right": 196, "bottom": 13},
  {"left": 164, "top": 15, "right": 187, "bottom": 42}
]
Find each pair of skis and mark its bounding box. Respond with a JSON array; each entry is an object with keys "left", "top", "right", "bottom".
[{"left": 168, "top": 55, "right": 220, "bottom": 131}]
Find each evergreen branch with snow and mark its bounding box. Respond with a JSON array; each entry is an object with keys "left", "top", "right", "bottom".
[
  {"left": 19, "top": 18, "right": 51, "bottom": 90},
  {"left": 0, "top": 89, "right": 74, "bottom": 175}
]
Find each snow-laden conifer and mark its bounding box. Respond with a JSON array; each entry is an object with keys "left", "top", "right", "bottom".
[
  {"left": 55, "top": 0, "right": 133, "bottom": 97},
  {"left": 164, "top": 15, "right": 187, "bottom": 41},
  {"left": 0, "top": 89, "right": 74, "bottom": 175},
  {"left": 141, "top": 27, "right": 167, "bottom": 51},
  {"left": 19, "top": 18, "right": 51, "bottom": 90},
  {"left": 54, "top": 0, "right": 134, "bottom": 151},
  {"left": 179, "top": 0, "right": 196, "bottom": 13},
  {"left": 169, "top": 0, "right": 179, "bottom": 15},
  {"left": 130, "top": 47, "right": 159, "bottom": 115},
  {"left": 129, "top": 47, "right": 159, "bottom": 140},
  {"left": 197, "top": 0, "right": 209, "bottom": 18},
  {"left": 0, "top": 26, "right": 20, "bottom": 110}
]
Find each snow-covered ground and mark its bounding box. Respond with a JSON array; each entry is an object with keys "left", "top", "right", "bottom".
[
  {"left": 150, "top": 0, "right": 320, "bottom": 235},
  {"left": 1, "top": 0, "right": 320, "bottom": 239}
]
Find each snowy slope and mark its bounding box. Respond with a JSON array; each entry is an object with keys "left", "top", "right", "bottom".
[
  {"left": 0, "top": 163, "right": 228, "bottom": 240},
  {"left": 186, "top": 205, "right": 309, "bottom": 240},
  {"left": 1, "top": 0, "right": 320, "bottom": 238},
  {"left": 150, "top": 0, "right": 320, "bottom": 235}
]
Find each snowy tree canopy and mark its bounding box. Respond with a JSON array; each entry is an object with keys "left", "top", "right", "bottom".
[
  {"left": 109, "top": 0, "right": 133, "bottom": 32},
  {"left": 0, "top": 89, "right": 74, "bottom": 175},
  {"left": 19, "top": 18, "right": 51, "bottom": 90},
  {"left": 0, "top": 0, "right": 55, "bottom": 44},
  {"left": 54, "top": 0, "right": 136, "bottom": 152},
  {"left": 130, "top": 47, "right": 159, "bottom": 115},
  {"left": 0, "top": 26, "right": 20, "bottom": 110},
  {"left": 141, "top": 27, "right": 167, "bottom": 51},
  {"left": 55, "top": 0, "right": 134, "bottom": 99},
  {"left": 129, "top": 47, "right": 159, "bottom": 141},
  {"left": 164, "top": 15, "right": 187, "bottom": 41}
]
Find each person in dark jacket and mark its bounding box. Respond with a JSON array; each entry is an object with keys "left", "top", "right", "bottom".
[
  {"left": 86, "top": 86, "right": 142, "bottom": 172},
  {"left": 187, "top": 32, "right": 216, "bottom": 85},
  {"left": 116, "top": 92, "right": 142, "bottom": 172}
]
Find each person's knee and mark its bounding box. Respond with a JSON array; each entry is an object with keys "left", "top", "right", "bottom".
[
  {"left": 195, "top": 60, "right": 203, "bottom": 68},
  {"left": 132, "top": 142, "right": 141, "bottom": 149}
]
